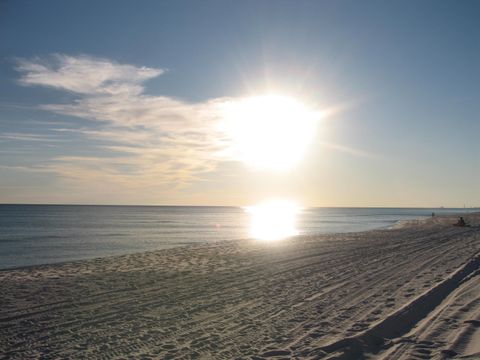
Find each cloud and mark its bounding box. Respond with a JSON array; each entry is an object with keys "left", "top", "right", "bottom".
[
  {"left": 15, "top": 54, "right": 231, "bottom": 193},
  {"left": 319, "top": 141, "right": 377, "bottom": 158},
  {"left": 0, "top": 132, "right": 67, "bottom": 142},
  {"left": 16, "top": 54, "right": 163, "bottom": 95}
]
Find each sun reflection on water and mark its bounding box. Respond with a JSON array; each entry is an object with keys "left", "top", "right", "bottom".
[{"left": 245, "top": 201, "right": 300, "bottom": 241}]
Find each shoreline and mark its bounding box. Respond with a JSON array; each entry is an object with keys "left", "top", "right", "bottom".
[
  {"left": 1, "top": 213, "right": 479, "bottom": 359},
  {"left": 1, "top": 211, "right": 477, "bottom": 272}
]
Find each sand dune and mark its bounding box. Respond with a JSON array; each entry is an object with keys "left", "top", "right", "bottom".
[{"left": 1, "top": 213, "right": 479, "bottom": 359}]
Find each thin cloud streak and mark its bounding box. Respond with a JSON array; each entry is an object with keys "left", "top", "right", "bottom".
[
  {"left": 319, "top": 141, "right": 377, "bottom": 158},
  {"left": 16, "top": 54, "right": 164, "bottom": 95},
  {"left": 0, "top": 132, "right": 68, "bottom": 142}
]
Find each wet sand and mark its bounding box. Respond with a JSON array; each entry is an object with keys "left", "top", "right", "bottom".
[{"left": 1, "top": 213, "right": 479, "bottom": 359}]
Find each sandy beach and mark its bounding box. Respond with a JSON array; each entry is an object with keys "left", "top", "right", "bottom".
[{"left": 1, "top": 213, "right": 479, "bottom": 359}]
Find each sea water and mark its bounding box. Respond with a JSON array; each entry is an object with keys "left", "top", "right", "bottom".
[{"left": 0, "top": 205, "right": 472, "bottom": 269}]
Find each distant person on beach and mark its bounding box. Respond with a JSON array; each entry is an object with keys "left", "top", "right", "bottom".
[
  {"left": 454, "top": 217, "right": 466, "bottom": 227},
  {"left": 432, "top": 212, "right": 435, "bottom": 217}
]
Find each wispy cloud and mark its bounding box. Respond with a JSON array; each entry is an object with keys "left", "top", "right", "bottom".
[
  {"left": 319, "top": 141, "right": 377, "bottom": 158},
  {"left": 15, "top": 54, "right": 231, "bottom": 192},
  {"left": 0, "top": 132, "right": 67, "bottom": 142},
  {"left": 16, "top": 54, "right": 164, "bottom": 96}
]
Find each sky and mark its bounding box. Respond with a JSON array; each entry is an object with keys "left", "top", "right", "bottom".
[{"left": 0, "top": 0, "right": 479, "bottom": 207}]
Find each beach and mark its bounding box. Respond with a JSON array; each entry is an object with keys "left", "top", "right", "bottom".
[{"left": 1, "top": 213, "right": 479, "bottom": 359}]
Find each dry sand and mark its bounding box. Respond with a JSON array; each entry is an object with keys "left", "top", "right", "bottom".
[{"left": 1, "top": 213, "right": 479, "bottom": 359}]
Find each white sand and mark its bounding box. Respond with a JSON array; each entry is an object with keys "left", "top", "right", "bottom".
[{"left": 0, "top": 213, "right": 479, "bottom": 359}]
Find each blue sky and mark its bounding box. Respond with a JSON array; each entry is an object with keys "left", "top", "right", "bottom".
[{"left": 0, "top": 0, "right": 479, "bottom": 206}]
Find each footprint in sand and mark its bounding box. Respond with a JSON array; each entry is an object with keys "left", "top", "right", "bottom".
[
  {"left": 440, "top": 349, "right": 458, "bottom": 357},
  {"left": 349, "top": 322, "right": 369, "bottom": 332},
  {"left": 414, "top": 347, "right": 432, "bottom": 355},
  {"left": 308, "top": 331, "right": 324, "bottom": 339},
  {"left": 464, "top": 319, "right": 480, "bottom": 326},
  {"left": 404, "top": 288, "right": 416, "bottom": 297},
  {"left": 261, "top": 349, "right": 292, "bottom": 358},
  {"left": 386, "top": 298, "right": 396, "bottom": 307}
]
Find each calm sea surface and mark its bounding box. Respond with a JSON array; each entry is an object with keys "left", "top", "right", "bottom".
[{"left": 0, "top": 205, "right": 473, "bottom": 269}]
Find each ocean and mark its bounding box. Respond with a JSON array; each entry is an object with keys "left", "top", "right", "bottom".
[{"left": 0, "top": 205, "right": 472, "bottom": 269}]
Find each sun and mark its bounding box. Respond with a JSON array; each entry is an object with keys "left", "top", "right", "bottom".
[{"left": 221, "top": 94, "right": 320, "bottom": 171}]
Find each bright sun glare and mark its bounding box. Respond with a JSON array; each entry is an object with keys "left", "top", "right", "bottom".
[
  {"left": 246, "top": 200, "right": 300, "bottom": 241},
  {"left": 222, "top": 95, "right": 320, "bottom": 171}
]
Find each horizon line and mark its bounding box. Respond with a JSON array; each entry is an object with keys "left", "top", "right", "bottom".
[{"left": 0, "top": 203, "right": 477, "bottom": 210}]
